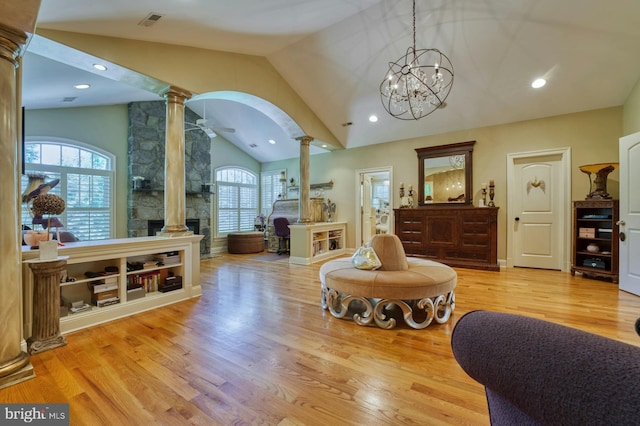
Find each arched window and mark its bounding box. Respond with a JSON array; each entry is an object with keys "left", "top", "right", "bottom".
[
  {"left": 21, "top": 139, "right": 115, "bottom": 241},
  {"left": 215, "top": 167, "right": 258, "bottom": 236}
]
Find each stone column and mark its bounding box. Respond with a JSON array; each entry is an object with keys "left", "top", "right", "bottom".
[
  {"left": 296, "top": 136, "right": 314, "bottom": 223},
  {"left": 0, "top": 25, "right": 34, "bottom": 388},
  {"left": 160, "top": 87, "right": 192, "bottom": 236}
]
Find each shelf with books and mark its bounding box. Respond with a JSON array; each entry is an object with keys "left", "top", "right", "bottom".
[
  {"left": 571, "top": 200, "right": 619, "bottom": 283},
  {"left": 289, "top": 222, "right": 346, "bottom": 265},
  {"left": 22, "top": 235, "right": 203, "bottom": 335}
]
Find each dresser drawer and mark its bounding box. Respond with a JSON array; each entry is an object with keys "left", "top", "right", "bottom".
[
  {"left": 445, "top": 249, "right": 490, "bottom": 262},
  {"left": 461, "top": 234, "right": 490, "bottom": 248},
  {"left": 460, "top": 212, "right": 491, "bottom": 224},
  {"left": 398, "top": 230, "right": 422, "bottom": 243},
  {"left": 462, "top": 224, "right": 489, "bottom": 236},
  {"left": 398, "top": 219, "right": 423, "bottom": 232}
]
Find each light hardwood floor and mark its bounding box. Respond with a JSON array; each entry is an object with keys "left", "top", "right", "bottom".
[{"left": 3, "top": 254, "right": 640, "bottom": 425}]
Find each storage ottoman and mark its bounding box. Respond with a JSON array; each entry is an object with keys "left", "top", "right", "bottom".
[{"left": 228, "top": 232, "right": 264, "bottom": 254}]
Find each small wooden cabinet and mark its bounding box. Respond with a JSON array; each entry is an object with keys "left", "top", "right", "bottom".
[
  {"left": 571, "top": 200, "right": 619, "bottom": 283},
  {"left": 394, "top": 206, "right": 499, "bottom": 271}
]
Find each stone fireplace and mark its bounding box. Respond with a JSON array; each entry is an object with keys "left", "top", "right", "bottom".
[
  {"left": 148, "top": 219, "right": 200, "bottom": 236},
  {"left": 127, "top": 101, "right": 212, "bottom": 257}
]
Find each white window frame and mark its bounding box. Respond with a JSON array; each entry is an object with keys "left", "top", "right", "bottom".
[
  {"left": 22, "top": 137, "right": 116, "bottom": 241},
  {"left": 215, "top": 166, "right": 258, "bottom": 237},
  {"left": 260, "top": 169, "right": 285, "bottom": 216}
]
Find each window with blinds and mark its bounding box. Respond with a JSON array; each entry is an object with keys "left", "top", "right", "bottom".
[
  {"left": 216, "top": 167, "right": 258, "bottom": 236},
  {"left": 21, "top": 140, "right": 114, "bottom": 241},
  {"left": 260, "top": 169, "right": 284, "bottom": 216}
]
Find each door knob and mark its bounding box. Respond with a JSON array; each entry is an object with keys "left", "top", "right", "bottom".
[
  {"left": 616, "top": 220, "right": 626, "bottom": 226},
  {"left": 620, "top": 232, "right": 626, "bottom": 242},
  {"left": 515, "top": 217, "right": 520, "bottom": 221}
]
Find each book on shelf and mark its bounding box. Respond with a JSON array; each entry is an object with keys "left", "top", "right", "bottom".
[
  {"left": 91, "top": 289, "right": 119, "bottom": 305},
  {"left": 92, "top": 281, "right": 118, "bottom": 293},
  {"left": 159, "top": 275, "right": 182, "bottom": 293},
  {"left": 129, "top": 270, "right": 161, "bottom": 292},
  {"left": 153, "top": 252, "right": 180, "bottom": 265},
  {"left": 96, "top": 297, "right": 120, "bottom": 307},
  {"left": 143, "top": 260, "right": 159, "bottom": 269},
  {"left": 69, "top": 303, "right": 92, "bottom": 313}
]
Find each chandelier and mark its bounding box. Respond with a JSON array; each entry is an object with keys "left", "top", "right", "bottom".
[{"left": 380, "top": 0, "right": 454, "bottom": 120}]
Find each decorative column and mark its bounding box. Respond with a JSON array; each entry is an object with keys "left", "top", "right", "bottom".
[
  {"left": 25, "top": 257, "right": 68, "bottom": 354},
  {"left": 296, "top": 136, "right": 314, "bottom": 223},
  {"left": 0, "top": 25, "right": 34, "bottom": 388},
  {"left": 160, "top": 87, "right": 192, "bottom": 236}
]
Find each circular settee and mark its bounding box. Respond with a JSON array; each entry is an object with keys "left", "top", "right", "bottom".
[{"left": 319, "top": 234, "right": 456, "bottom": 329}]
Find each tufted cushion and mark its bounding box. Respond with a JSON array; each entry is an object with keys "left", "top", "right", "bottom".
[{"left": 369, "top": 234, "right": 408, "bottom": 271}]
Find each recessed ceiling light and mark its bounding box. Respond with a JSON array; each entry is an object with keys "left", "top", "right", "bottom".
[
  {"left": 268, "top": 139, "right": 276, "bottom": 145},
  {"left": 369, "top": 115, "right": 378, "bottom": 123},
  {"left": 322, "top": 144, "right": 328, "bottom": 148},
  {"left": 74, "top": 84, "right": 91, "bottom": 89},
  {"left": 531, "top": 78, "right": 546, "bottom": 89},
  {"left": 93, "top": 64, "right": 107, "bottom": 71}
]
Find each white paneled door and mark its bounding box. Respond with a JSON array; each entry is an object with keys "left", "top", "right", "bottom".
[
  {"left": 507, "top": 149, "right": 570, "bottom": 270},
  {"left": 619, "top": 132, "right": 640, "bottom": 296}
]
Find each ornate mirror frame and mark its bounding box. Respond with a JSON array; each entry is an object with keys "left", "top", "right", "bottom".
[{"left": 416, "top": 141, "right": 475, "bottom": 206}]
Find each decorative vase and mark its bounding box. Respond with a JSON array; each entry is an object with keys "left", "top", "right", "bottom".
[
  {"left": 586, "top": 243, "right": 600, "bottom": 253},
  {"left": 23, "top": 230, "right": 51, "bottom": 248}
]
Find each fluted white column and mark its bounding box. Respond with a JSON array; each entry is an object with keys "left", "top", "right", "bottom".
[
  {"left": 296, "top": 136, "right": 314, "bottom": 223},
  {"left": 0, "top": 25, "right": 34, "bottom": 387},
  {"left": 160, "top": 87, "right": 192, "bottom": 235}
]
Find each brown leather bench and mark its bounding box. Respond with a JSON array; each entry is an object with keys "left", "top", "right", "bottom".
[
  {"left": 319, "top": 234, "right": 457, "bottom": 329},
  {"left": 227, "top": 232, "right": 264, "bottom": 254}
]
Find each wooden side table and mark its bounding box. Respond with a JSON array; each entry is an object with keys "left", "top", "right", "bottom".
[{"left": 25, "top": 256, "right": 68, "bottom": 354}]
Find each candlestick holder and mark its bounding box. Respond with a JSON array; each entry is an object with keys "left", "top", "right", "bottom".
[
  {"left": 488, "top": 183, "right": 495, "bottom": 207},
  {"left": 408, "top": 189, "right": 414, "bottom": 208},
  {"left": 481, "top": 187, "right": 487, "bottom": 207}
]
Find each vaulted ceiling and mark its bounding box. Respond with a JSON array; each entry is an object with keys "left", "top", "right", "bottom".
[{"left": 22, "top": 0, "right": 640, "bottom": 162}]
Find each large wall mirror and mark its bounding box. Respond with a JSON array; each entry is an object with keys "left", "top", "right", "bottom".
[{"left": 416, "top": 141, "right": 475, "bottom": 206}]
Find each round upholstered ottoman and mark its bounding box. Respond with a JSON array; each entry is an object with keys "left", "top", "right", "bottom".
[
  {"left": 319, "top": 234, "right": 457, "bottom": 329},
  {"left": 227, "top": 232, "right": 264, "bottom": 254}
]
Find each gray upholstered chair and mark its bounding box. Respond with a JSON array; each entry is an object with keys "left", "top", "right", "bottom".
[{"left": 451, "top": 310, "right": 640, "bottom": 425}]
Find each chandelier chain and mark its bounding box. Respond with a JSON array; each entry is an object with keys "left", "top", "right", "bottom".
[
  {"left": 379, "top": 0, "right": 454, "bottom": 120},
  {"left": 412, "top": 0, "right": 416, "bottom": 53}
]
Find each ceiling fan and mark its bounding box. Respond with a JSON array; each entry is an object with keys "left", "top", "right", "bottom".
[
  {"left": 185, "top": 101, "right": 235, "bottom": 138},
  {"left": 185, "top": 118, "right": 235, "bottom": 138}
]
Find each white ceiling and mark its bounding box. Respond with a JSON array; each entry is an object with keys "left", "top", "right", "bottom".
[{"left": 22, "top": 0, "right": 640, "bottom": 162}]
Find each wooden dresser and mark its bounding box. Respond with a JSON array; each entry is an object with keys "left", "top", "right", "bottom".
[{"left": 394, "top": 206, "right": 499, "bottom": 271}]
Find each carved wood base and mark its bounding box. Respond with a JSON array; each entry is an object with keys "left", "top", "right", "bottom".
[
  {"left": 27, "top": 334, "right": 67, "bottom": 355},
  {"left": 322, "top": 287, "right": 455, "bottom": 329}
]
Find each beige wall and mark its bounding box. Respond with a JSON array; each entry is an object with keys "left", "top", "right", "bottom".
[
  {"left": 265, "top": 106, "right": 623, "bottom": 261},
  {"left": 624, "top": 76, "right": 640, "bottom": 135}
]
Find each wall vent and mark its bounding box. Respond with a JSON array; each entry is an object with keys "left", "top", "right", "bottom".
[
  {"left": 138, "top": 12, "right": 163, "bottom": 27},
  {"left": 249, "top": 143, "right": 258, "bottom": 148},
  {"left": 62, "top": 97, "right": 77, "bottom": 102}
]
